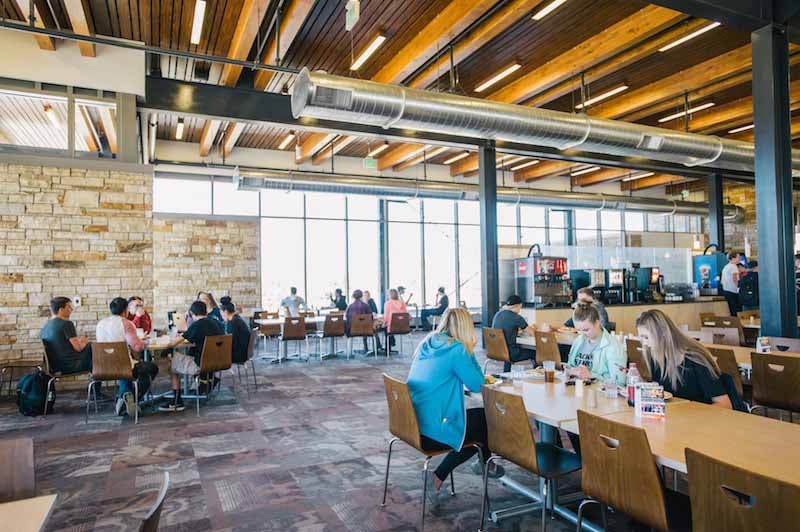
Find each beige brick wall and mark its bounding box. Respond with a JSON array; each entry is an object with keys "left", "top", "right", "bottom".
[{"left": 151, "top": 217, "right": 261, "bottom": 330}]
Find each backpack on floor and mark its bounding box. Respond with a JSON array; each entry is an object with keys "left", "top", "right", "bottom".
[{"left": 16, "top": 370, "right": 55, "bottom": 417}]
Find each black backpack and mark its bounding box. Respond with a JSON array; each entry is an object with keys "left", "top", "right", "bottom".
[
  {"left": 16, "top": 370, "right": 55, "bottom": 416},
  {"left": 738, "top": 274, "right": 759, "bottom": 307}
]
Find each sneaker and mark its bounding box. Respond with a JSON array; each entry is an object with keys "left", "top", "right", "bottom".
[
  {"left": 115, "top": 397, "right": 126, "bottom": 416},
  {"left": 471, "top": 460, "right": 506, "bottom": 479},
  {"left": 424, "top": 470, "right": 440, "bottom": 509},
  {"left": 123, "top": 392, "right": 139, "bottom": 417},
  {"left": 198, "top": 380, "right": 211, "bottom": 395},
  {"left": 158, "top": 400, "right": 185, "bottom": 413}
]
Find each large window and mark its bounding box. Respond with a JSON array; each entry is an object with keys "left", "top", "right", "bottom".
[
  {"left": 213, "top": 180, "right": 259, "bottom": 216},
  {"left": 389, "top": 220, "right": 422, "bottom": 306},
  {"left": 154, "top": 178, "right": 211, "bottom": 214},
  {"left": 306, "top": 220, "right": 347, "bottom": 307},
  {"left": 348, "top": 221, "right": 380, "bottom": 298},
  {"left": 261, "top": 218, "right": 305, "bottom": 310}
]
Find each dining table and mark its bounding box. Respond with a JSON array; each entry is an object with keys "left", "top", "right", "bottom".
[{"left": 0, "top": 494, "right": 58, "bottom": 532}]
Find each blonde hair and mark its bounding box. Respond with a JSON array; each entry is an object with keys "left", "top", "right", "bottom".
[
  {"left": 418, "top": 307, "right": 476, "bottom": 355},
  {"left": 634, "top": 309, "right": 721, "bottom": 389}
]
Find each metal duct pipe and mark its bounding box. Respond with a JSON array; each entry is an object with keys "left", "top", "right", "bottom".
[{"left": 291, "top": 68, "right": 800, "bottom": 174}]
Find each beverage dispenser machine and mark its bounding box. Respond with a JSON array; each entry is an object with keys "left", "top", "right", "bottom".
[{"left": 693, "top": 245, "right": 728, "bottom": 295}]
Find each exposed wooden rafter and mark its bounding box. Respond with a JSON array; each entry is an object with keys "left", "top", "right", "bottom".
[
  {"left": 377, "top": 144, "right": 428, "bottom": 171},
  {"left": 12, "top": 0, "right": 55, "bottom": 50},
  {"left": 572, "top": 168, "right": 632, "bottom": 187},
  {"left": 62, "top": 0, "right": 95, "bottom": 57},
  {"left": 253, "top": 0, "right": 316, "bottom": 91},
  {"left": 296, "top": 132, "right": 336, "bottom": 164},
  {"left": 311, "top": 136, "right": 357, "bottom": 165},
  {"left": 98, "top": 108, "right": 117, "bottom": 154},
  {"left": 621, "top": 173, "right": 691, "bottom": 191}
]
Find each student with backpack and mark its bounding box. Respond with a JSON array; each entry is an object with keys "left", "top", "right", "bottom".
[{"left": 738, "top": 260, "right": 759, "bottom": 311}]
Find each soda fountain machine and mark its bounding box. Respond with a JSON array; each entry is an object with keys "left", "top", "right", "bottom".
[
  {"left": 500, "top": 244, "right": 572, "bottom": 308},
  {"left": 692, "top": 244, "right": 728, "bottom": 295}
]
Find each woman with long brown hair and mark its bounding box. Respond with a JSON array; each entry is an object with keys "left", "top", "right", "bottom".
[{"left": 635, "top": 309, "right": 732, "bottom": 408}]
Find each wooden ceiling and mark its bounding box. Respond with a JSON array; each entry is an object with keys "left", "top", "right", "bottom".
[{"left": 6, "top": 0, "right": 799, "bottom": 191}]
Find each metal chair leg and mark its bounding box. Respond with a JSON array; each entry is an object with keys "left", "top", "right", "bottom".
[
  {"left": 93, "top": 380, "right": 99, "bottom": 413},
  {"left": 85, "top": 380, "right": 95, "bottom": 424},
  {"left": 541, "top": 480, "right": 548, "bottom": 532},
  {"left": 250, "top": 360, "right": 258, "bottom": 391},
  {"left": 600, "top": 503, "right": 608, "bottom": 530},
  {"left": 421, "top": 456, "right": 433, "bottom": 532},
  {"left": 449, "top": 472, "right": 456, "bottom": 496},
  {"left": 133, "top": 380, "right": 139, "bottom": 425},
  {"left": 576, "top": 499, "right": 601, "bottom": 531},
  {"left": 44, "top": 378, "right": 55, "bottom": 416},
  {"left": 236, "top": 364, "right": 242, "bottom": 383},
  {"left": 195, "top": 375, "right": 201, "bottom": 416},
  {"left": 478, "top": 455, "right": 497, "bottom": 532},
  {"left": 381, "top": 437, "right": 398, "bottom": 507}
]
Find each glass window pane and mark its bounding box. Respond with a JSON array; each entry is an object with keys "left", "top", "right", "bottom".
[
  {"left": 347, "top": 195, "right": 379, "bottom": 221},
  {"left": 521, "top": 227, "right": 546, "bottom": 246},
  {"left": 261, "top": 189, "right": 304, "bottom": 218},
  {"left": 153, "top": 178, "right": 211, "bottom": 214},
  {"left": 261, "top": 218, "right": 305, "bottom": 310},
  {"left": 549, "top": 209, "right": 567, "bottom": 228},
  {"left": 305, "top": 191, "right": 345, "bottom": 219},
  {"left": 672, "top": 215, "right": 688, "bottom": 233},
  {"left": 520, "top": 205, "right": 545, "bottom": 227},
  {"left": 576, "top": 229, "right": 597, "bottom": 246},
  {"left": 348, "top": 221, "right": 380, "bottom": 298},
  {"left": 498, "top": 226, "right": 518, "bottom": 245},
  {"left": 647, "top": 213, "right": 670, "bottom": 232},
  {"left": 213, "top": 180, "right": 259, "bottom": 216},
  {"left": 0, "top": 93, "right": 68, "bottom": 150},
  {"left": 389, "top": 221, "right": 422, "bottom": 306},
  {"left": 388, "top": 198, "right": 421, "bottom": 222},
  {"left": 625, "top": 212, "right": 644, "bottom": 232},
  {"left": 424, "top": 224, "right": 456, "bottom": 306},
  {"left": 423, "top": 198, "right": 454, "bottom": 223},
  {"left": 601, "top": 211, "right": 621, "bottom": 231},
  {"left": 306, "top": 220, "right": 347, "bottom": 308},
  {"left": 549, "top": 226, "right": 566, "bottom": 246},
  {"left": 459, "top": 225, "right": 482, "bottom": 308},
  {"left": 602, "top": 230, "right": 623, "bottom": 248},
  {"left": 574, "top": 209, "right": 597, "bottom": 229},
  {"left": 76, "top": 101, "right": 115, "bottom": 155},
  {"left": 498, "top": 203, "right": 517, "bottom": 226},
  {"left": 458, "top": 201, "right": 480, "bottom": 225}
]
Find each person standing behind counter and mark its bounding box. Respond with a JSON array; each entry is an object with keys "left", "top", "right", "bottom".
[
  {"left": 720, "top": 251, "right": 741, "bottom": 316},
  {"left": 563, "top": 287, "right": 609, "bottom": 330},
  {"left": 491, "top": 295, "right": 537, "bottom": 372}
]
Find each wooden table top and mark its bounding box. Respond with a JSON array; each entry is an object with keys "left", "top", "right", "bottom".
[
  {"left": 742, "top": 317, "right": 800, "bottom": 329},
  {"left": 0, "top": 494, "right": 58, "bottom": 532},
  {"left": 255, "top": 314, "right": 384, "bottom": 326}
]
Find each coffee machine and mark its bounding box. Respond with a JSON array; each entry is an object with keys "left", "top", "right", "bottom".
[
  {"left": 569, "top": 269, "right": 606, "bottom": 301},
  {"left": 605, "top": 269, "right": 625, "bottom": 304},
  {"left": 625, "top": 264, "right": 643, "bottom": 304}
]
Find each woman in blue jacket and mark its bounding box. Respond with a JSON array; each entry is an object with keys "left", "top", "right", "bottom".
[{"left": 407, "top": 307, "right": 495, "bottom": 505}]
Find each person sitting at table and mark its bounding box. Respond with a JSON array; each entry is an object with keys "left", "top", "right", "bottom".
[
  {"left": 220, "top": 301, "right": 251, "bottom": 365},
  {"left": 491, "top": 294, "right": 537, "bottom": 372},
  {"left": 345, "top": 290, "right": 379, "bottom": 352},
  {"left": 126, "top": 296, "right": 152, "bottom": 334},
  {"left": 330, "top": 288, "right": 347, "bottom": 311},
  {"left": 635, "top": 309, "right": 733, "bottom": 408},
  {"left": 407, "top": 307, "right": 501, "bottom": 507},
  {"left": 364, "top": 290, "right": 379, "bottom": 314},
  {"left": 280, "top": 286, "right": 306, "bottom": 317},
  {"left": 40, "top": 297, "right": 92, "bottom": 375},
  {"left": 397, "top": 285, "right": 413, "bottom": 306},
  {"left": 383, "top": 288, "right": 408, "bottom": 351},
  {"left": 197, "top": 291, "right": 224, "bottom": 323},
  {"left": 96, "top": 297, "right": 158, "bottom": 417},
  {"left": 159, "top": 300, "right": 226, "bottom": 412},
  {"left": 420, "top": 286, "right": 449, "bottom": 331},
  {"left": 566, "top": 304, "right": 626, "bottom": 384},
  {"left": 562, "top": 287, "right": 609, "bottom": 330}
]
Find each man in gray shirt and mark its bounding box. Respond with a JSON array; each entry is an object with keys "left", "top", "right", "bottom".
[
  {"left": 280, "top": 286, "right": 306, "bottom": 317},
  {"left": 491, "top": 295, "right": 537, "bottom": 372}
]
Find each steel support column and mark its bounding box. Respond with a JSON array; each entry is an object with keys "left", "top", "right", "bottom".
[
  {"left": 378, "top": 199, "right": 390, "bottom": 310},
  {"left": 752, "top": 24, "right": 797, "bottom": 337},
  {"left": 707, "top": 173, "right": 725, "bottom": 250},
  {"left": 479, "top": 142, "right": 499, "bottom": 327}
]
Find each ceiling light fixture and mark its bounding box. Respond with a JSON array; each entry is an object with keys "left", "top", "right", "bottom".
[
  {"left": 575, "top": 85, "right": 629, "bottom": 109},
  {"left": 658, "top": 21, "right": 721, "bottom": 52},
  {"left": 350, "top": 34, "right": 387, "bottom": 71},
  {"left": 511, "top": 160, "right": 540, "bottom": 171},
  {"left": 444, "top": 151, "right": 470, "bottom": 165},
  {"left": 658, "top": 102, "right": 715, "bottom": 123},
  {"left": 474, "top": 63, "right": 522, "bottom": 93},
  {"left": 571, "top": 166, "right": 600, "bottom": 176},
  {"left": 190, "top": 0, "right": 207, "bottom": 45},
  {"left": 728, "top": 123, "right": 755, "bottom": 134},
  {"left": 532, "top": 0, "right": 568, "bottom": 21},
  {"left": 423, "top": 146, "right": 449, "bottom": 159},
  {"left": 622, "top": 171, "right": 655, "bottom": 182},
  {"left": 367, "top": 141, "right": 389, "bottom": 157},
  {"left": 499, "top": 156, "right": 525, "bottom": 167},
  {"left": 175, "top": 118, "right": 185, "bottom": 140},
  {"left": 278, "top": 131, "right": 296, "bottom": 150}
]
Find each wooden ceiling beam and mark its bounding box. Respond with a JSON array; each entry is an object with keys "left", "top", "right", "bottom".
[
  {"left": 254, "top": 0, "right": 316, "bottom": 91},
  {"left": 98, "top": 107, "right": 117, "bottom": 154},
  {"left": 514, "top": 159, "right": 575, "bottom": 181},
  {"left": 450, "top": 154, "right": 479, "bottom": 176},
  {"left": 311, "top": 135, "right": 357, "bottom": 165},
  {"left": 731, "top": 115, "right": 800, "bottom": 142},
  {"left": 573, "top": 168, "right": 633, "bottom": 187},
  {"left": 62, "top": 0, "right": 95, "bottom": 57},
  {"left": 12, "top": 0, "right": 55, "bottom": 50},
  {"left": 296, "top": 132, "right": 336, "bottom": 164},
  {"left": 377, "top": 143, "right": 428, "bottom": 171},
  {"left": 199, "top": 119, "right": 222, "bottom": 156},
  {"left": 621, "top": 173, "right": 691, "bottom": 191},
  {"left": 222, "top": 122, "right": 246, "bottom": 158},
  {"left": 487, "top": 5, "right": 685, "bottom": 104}
]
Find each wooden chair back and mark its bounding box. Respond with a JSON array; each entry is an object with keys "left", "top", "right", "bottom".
[
  {"left": 764, "top": 336, "right": 800, "bottom": 353},
  {"left": 737, "top": 309, "right": 760, "bottom": 321},
  {"left": 707, "top": 346, "right": 744, "bottom": 397},
  {"left": 482, "top": 386, "right": 539, "bottom": 475},
  {"left": 389, "top": 312, "right": 412, "bottom": 335},
  {"left": 750, "top": 352, "right": 800, "bottom": 412},
  {"left": 199, "top": 335, "right": 232, "bottom": 373},
  {"left": 328, "top": 310, "right": 345, "bottom": 317},
  {"left": 482, "top": 328, "right": 510, "bottom": 364},
  {"left": 702, "top": 317, "right": 745, "bottom": 344},
  {"left": 382, "top": 374, "right": 423, "bottom": 452},
  {"left": 702, "top": 327, "right": 741, "bottom": 347},
  {"left": 624, "top": 338, "right": 651, "bottom": 382},
  {"left": 685, "top": 447, "right": 800, "bottom": 532},
  {"left": 350, "top": 314, "right": 374, "bottom": 337},
  {"left": 577, "top": 410, "right": 669, "bottom": 531},
  {"left": 300, "top": 311, "right": 317, "bottom": 318},
  {"left": 281, "top": 317, "right": 307, "bottom": 341},
  {"left": 139, "top": 471, "right": 170, "bottom": 532},
  {"left": 534, "top": 331, "right": 561, "bottom": 369},
  {"left": 685, "top": 330, "right": 714, "bottom": 343},
  {"left": 90, "top": 342, "right": 132, "bottom": 381},
  {"left": 256, "top": 311, "right": 279, "bottom": 320},
  {"left": 699, "top": 312, "right": 719, "bottom": 324},
  {"left": 259, "top": 321, "right": 281, "bottom": 337},
  {"left": 322, "top": 314, "right": 346, "bottom": 338},
  {"left": 0, "top": 438, "right": 35, "bottom": 503}
]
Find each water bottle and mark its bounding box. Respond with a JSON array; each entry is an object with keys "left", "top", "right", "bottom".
[{"left": 627, "top": 363, "right": 640, "bottom": 407}]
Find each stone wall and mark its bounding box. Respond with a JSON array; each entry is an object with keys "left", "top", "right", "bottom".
[
  {"left": 0, "top": 163, "right": 152, "bottom": 365},
  {"left": 151, "top": 217, "right": 260, "bottom": 329}
]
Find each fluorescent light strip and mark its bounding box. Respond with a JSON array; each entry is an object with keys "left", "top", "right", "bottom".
[
  {"left": 350, "top": 34, "right": 387, "bottom": 71},
  {"left": 575, "top": 85, "right": 629, "bottom": 110},
  {"left": 474, "top": 63, "right": 522, "bottom": 93},
  {"left": 444, "top": 151, "right": 470, "bottom": 165},
  {"left": 622, "top": 171, "right": 655, "bottom": 182},
  {"left": 42, "top": 104, "right": 60, "bottom": 128},
  {"left": 424, "top": 146, "right": 449, "bottom": 159},
  {"left": 571, "top": 166, "right": 600, "bottom": 176},
  {"left": 367, "top": 142, "right": 389, "bottom": 157},
  {"left": 190, "top": 0, "right": 206, "bottom": 45},
  {"left": 278, "top": 132, "right": 296, "bottom": 150},
  {"left": 728, "top": 123, "right": 754, "bottom": 134},
  {"left": 499, "top": 156, "right": 525, "bottom": 167},
  {"left": 175, "top": 118, "right": 185, "bottom": 140},
  {"left": 532, "top": 0, "right": 568, "bottom": 20},
  {"left": 658, "top": 102, "right": 715, "bottom": 123},
  {"left": 511, "top": 160, "right": 540, "bottom": 171},
  {"left": 658, "top": 21, "right": 721, "bottom": 52}
]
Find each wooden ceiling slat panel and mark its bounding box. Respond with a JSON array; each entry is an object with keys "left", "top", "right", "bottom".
[{"left": 118, "top": 0, "right": 133, "bottom": 40}]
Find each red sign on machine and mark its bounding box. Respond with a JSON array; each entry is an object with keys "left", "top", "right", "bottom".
[{"left": 518, "top": 261, "right": 528, "bottom": 275}]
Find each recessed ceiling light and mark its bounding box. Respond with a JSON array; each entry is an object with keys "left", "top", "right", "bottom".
[
  {"left": 728, "top": 124, "right": 755, "bottom": 134},
  {"left": 658, "top": 102, "right": 715, "bottom": 123},
  {"left": 350, "top": 34, "right": 386, "bottom": 71},
  {"left": 367, "top": 141, "right": 389, "bottom": 157},
  {"left": 278, "top": 131, "right": 296, "bottom": 150},
  {"left": 575, "top": 85, "right": 629, "bottom": 110},
  {"left": 474, "top": 63, "right": 522, "bottom": 93},
  {"left": 444, "top": 151, "right": 470, "bottom": 165},
  {"left": 175, "top": 118, "right": 185, "bottom": 140},
  {"left": 622, "top": 171, "right": 655, "bottom": 182},
  {"left": 511, "top": 160, "right": 540, "bottom": 171},
  {"left": 658, "top": 22, "right": 721, "bottom": 52},
  {"left": 571, "top": 166, "right": 600, "bottom": 176},
  {"left": 190, "top": 0, "right": 206, "bottom": 45},
  {"left": 532, "top": 0, "right": 568, "bottom": 21}
]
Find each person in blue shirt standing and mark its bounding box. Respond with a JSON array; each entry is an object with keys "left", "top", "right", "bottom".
[{"left": 407, "top": 307, "right": 500, "bottom": 507}]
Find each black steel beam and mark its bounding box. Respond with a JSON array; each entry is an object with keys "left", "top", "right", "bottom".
[
  {"left": 141, "top": 77, "right": 756, "bottom": 180},
  {"left": 752, "top": 24, "right": 797, "bottom": 337},
  {"left": 707, "top": 173, "right": 726, "bottom": 250},
  {"left": 378, "top": 199, "right": 390, "bottom": 310},
  {"left": 479, "top": 142, "right": 500, "bottom": 328}
]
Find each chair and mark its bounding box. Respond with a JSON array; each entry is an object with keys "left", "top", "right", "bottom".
[
  {"left": 750, "top": 352, "right": 800, "bottom": 418},
  {"left": 311, "top": 314, "right": 346, "bottom": 360},
  {"left": 685, "top": 330, "right": 714, "bottom": 343},
  {"left": 88, "top": 342, "right": 138, "bottom": 424},
  {"left": 300, "top": 311, "right": 318, "bottom": 332},
  {"left": 685, "top": 447, "right": 800, "bottom": 532},
  {"left": 233, "top": 328, "right": 258, "bottom": 392},
  {"left": 702, "top": 317, "right": 746, "bottom": 345},
  {"left": 479, "top": 386, "right": 581, "bottom": 532},
  {"left": 279, "top": 317, "right": 309, "bottom": 363},
  {"left": 387, "top": 312, "right": 412, "bottom": 357},
  {"left": 41, "top": 345, "right": 90, "bottom": 416},
  {"left": 1, "top": 360, "right": 43, "bottom": 397},
  {"left": 707, "top": 346, "right": 744, "bottom": 397},
  {"left": 190, "top": 335, "right": 233, "bottom": 416},
  {"left": 482, "top": 328, "right": 511, "bottom": 374},
  {"left": 625, "top": 338, "right": 652, "bottom": 382},
  {"left": 348, "top": 314, "right": 376, "bottom": 359},
  {"left": 701, "top": 327, "right": 741, "bottom": 347},
  {"left": 257, "top": 315, "right": 282, "bottom": 361},
  {"left": 139, "top": 471, "right": 170, "bottom": 532},
  {"left": 575, "top": 410, "right": 689, "bottom": 532},
  {"left": 0, "top": 438, "right": 35, "bottom": 503},
  {"left": 380, "top": 375, "right": 483, "bottom": 531},
  {"left": 737, "top": 309, "right": 760, "bottom": 321},
  {"left": 534, "top": 331, "right": 562, "bottom": 369},
  {"left": 762, "top": 336, "right": 800, "bottom": 353},
  {"left": 699, "top": 312, "right": 718, "bottom": 324}
]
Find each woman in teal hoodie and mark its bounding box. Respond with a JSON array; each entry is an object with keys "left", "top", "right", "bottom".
[{"left": 407, "top": 307, "right": 493, "bottom": 503}]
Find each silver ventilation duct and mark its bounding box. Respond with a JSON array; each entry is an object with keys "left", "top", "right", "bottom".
[{"left": 291, "top": 68, "right": 800, "bottom": 174}]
